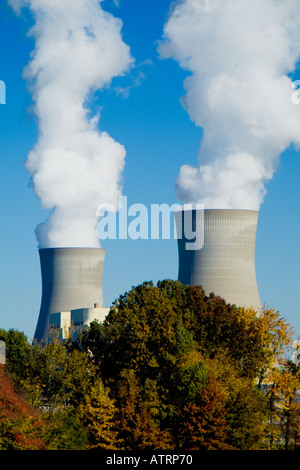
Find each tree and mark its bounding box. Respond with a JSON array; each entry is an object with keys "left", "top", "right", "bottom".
[
  {"left": 1, "top": 280, "right": 294, "bottom": 451},
  {"left": 0, "top": 329, "right": 37, "bottom": 384},
  {"left": 45, "top": 411, "right": 87, "bottom": 450},
  {"left": 80, "top": 281, "right": 288, "bottom": 387},
  {"left": 19, "top": 340, "right": 96, "bottom": 413},
  {"left": 176, "top": 377, "right": 232, "bottom": 450},
  {"left": 77, "top": 280, "right": 275, "bottom": 449},
  {"left": 175, "top": 350, "right": 268, "bottom": 450},
  {"left": 114, "top": 369, "right": 173, "bottom": 450},
  {"left": 0, "top": 365, "right": 46, "bottom": 450},
  {"left": 77, "top": 379, "right": 120, "bottom": 450},
  {"left": 254, "top": 308, "right": 294, "bottom": 388},
  {"left": 265, "top": 361, "right": 300, "bottom": 450},
  {"left": 225, "top": 378, "right": 268, "bottom": 450}
]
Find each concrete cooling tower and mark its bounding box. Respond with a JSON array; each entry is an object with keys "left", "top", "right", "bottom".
[
  {"left": 34, "top": 248, "right": 106, "bottom": 343},
  {"left": 175, "top": 209, "right": 261, "bottom": 311}
]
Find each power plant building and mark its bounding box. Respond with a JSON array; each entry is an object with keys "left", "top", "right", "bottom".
[
  {"left": 49, "top": 305, "right": 109, "bottom": 341},
  {"left": 175, "top": 209, "right": 261, "bottom": 312}
]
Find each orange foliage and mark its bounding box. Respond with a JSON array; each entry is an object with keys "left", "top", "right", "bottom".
[
  {"left": 0, "top": 365, "right": 46, "bottom": 450},
  {"left": 177, "top": 377, "right": 234, "bottom": 450}
]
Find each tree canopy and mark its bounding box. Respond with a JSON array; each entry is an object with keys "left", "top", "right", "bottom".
[{"left": 1, "top": 280, "right": 298, "bottom": 450}]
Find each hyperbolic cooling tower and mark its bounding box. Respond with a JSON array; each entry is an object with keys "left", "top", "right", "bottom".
[
  {"left": 175, "top": 209, "right": 261, "bottom": 311},
  {"left": 34, "top": 248, "right": 106, "bottom": 343}
]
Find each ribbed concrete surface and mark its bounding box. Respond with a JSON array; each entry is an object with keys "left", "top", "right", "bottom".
[
  {"left": 34, "top": 248, "right": 105, "bottom": 343},
  {"left": 175, "top": 209, "right": 261, "bottom": 311}
]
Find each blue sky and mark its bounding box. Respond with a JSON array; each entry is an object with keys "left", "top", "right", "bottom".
[{"left": 0, "top": 0, "right": 299, "bottom": 341}]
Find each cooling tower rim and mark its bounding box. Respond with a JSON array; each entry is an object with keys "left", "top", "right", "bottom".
[
  {"left": 174, "top": 207, "right": 259, "bottom": 214},
  {"left": 38, "top": 247, "right": 106, "bottom": 251}
]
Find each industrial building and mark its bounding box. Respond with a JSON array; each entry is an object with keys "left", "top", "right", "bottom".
[{"left": 48, "top": 304, "right": 109, "bottom": 341}]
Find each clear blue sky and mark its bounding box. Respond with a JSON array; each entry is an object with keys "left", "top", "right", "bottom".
[{"left": 0, "top": 0, "right": 299, "bottom": 341}]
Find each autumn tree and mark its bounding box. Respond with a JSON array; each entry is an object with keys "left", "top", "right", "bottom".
[
  {"left": 1, "top": 332, "right": 96, "bottom": 449},
  {"left": 1, "top": 280, "right": 295, "bottom": 450},
  {"left": 77, "top": 280, "right": 279, "bottom": 449},
  {"left": 203, "top": 352, "right": 268, "bottom": 450},
  {"left": 80, "top": 281, "right": 290, "bottom": 388},
  {"left": 77, "top": 378, "right": 120, "bottom": 450},
  {"left": 173, "top": 349, "right": 268, "bottom": 450},
  {"left": 264, "top": 361, "right": 300, "bottom": 450},
  {"left": 254, "top": 308, "right": 294, "bottom": 388},
  {"left": 112, "top": 369, "right": 173, "bottom": 450},
  {"left": 176, "top": 376, "right": 232, "bottom": 450},
  {"left": 0, "top": 366, "right": 46, "bottom": 450}
]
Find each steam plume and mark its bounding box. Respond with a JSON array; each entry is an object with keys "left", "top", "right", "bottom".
[
  {"left": 159, "top": 0, "right": 300, "bottom": 209},
  {"left": 10, "top": 0, "right": 133, "bottom": 247}
]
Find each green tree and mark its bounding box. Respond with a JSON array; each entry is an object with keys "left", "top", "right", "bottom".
[
  {"left": 0, "top": 329, "right": 37, "bottom": 384},
  {"left": 45, "top": 411, "right": 87, "bottom": 450},
  {"left": 18, "top": 340, "right": 96, "bottom": 413}
]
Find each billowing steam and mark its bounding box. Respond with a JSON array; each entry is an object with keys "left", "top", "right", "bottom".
[
  {"left": 159, "top": 0, "right": 300, "bottom": 210},
  {"left": 10, "top": 0, "right": 133, "bottom": 247}
]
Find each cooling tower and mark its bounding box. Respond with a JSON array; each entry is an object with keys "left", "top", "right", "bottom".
[
  {"left": 34, "top": 248, "right": 106, "bottom": 343},
  {"left": 175, "top": 209, "right": 261, "bottom": 311}
]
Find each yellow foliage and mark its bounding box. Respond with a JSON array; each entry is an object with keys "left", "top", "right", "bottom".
[{"left": 77, "top": 379, "right": 120, "bottom": 450}]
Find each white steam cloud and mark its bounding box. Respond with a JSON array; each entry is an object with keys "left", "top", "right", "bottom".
[
  {"left": 10, "top": 0, "right": 133, "bottom": 247},
  {"left": 159, "top": 0, "right": 300, "bottom": 210}
]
